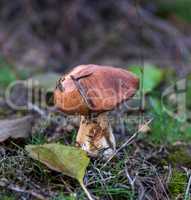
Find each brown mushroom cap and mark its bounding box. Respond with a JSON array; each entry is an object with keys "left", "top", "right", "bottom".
[{"left": 54, "top": 64, "right": 139, "bottom": 115}]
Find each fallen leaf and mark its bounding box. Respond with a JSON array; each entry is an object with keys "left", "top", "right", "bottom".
[
  {"left": 26, "top": 143, "right": 93, "bottom": 200},
  {"left": 0, "top": 115, "right": 33, "bottom": 142},
  {"left": 26, "top": 143, "right": 89, "bottom": 182}
]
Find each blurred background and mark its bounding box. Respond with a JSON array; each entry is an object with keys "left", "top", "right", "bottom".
[{"left": 0, "top": 0, "right": 191, "bottom": 75}]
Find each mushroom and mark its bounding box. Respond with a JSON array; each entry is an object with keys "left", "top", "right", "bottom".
[{"left": 54, "top": 64, "right": 139, "bottom": 158}]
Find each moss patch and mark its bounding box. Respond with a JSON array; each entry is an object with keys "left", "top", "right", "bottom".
[
  {"left": 168, "top": 170, "right": 187, "bottom": 198},
  {"left": 167, "top": 146, "right": 191, "bottom": 167},
  {"left": 0, "top": 192, "right": 16, "bottom": 200}
]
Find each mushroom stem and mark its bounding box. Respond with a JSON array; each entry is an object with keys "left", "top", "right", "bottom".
[{"left": 76, "top": 113, "right": 116, "bottom": 158}]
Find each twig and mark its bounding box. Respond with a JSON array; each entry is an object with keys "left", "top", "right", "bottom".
[
  {"left": 101, "top": 118, "right": 153, "bottom": 168},
  {"left": 80, "top": 181, "right": 94, "bottom": 200},
  {"left": 185, "top": 173, "right": 191, "bottom": 200},
  {"left": 28, "top": 102, "right": 46, "bottom": 117},
  {"left": 70, "top": 75, "right": 94, "bottom": 109},
  {"left": 125, "top": 165, "right": 136, "bottom": 197},
  {"left": 75, "top": 73, "right": 93, "bottom": 81},
  {"left": 125, "top": 165, "right": 136, "bottom": 189}
]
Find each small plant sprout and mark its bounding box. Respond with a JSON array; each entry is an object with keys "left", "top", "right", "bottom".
[{"left": 54, "top": 64, "right": 139, "bottom": 158}]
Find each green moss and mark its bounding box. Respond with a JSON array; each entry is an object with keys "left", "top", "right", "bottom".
[
  {"left": 160, "top": 159, "right": 168, "bottom": 166},
  {"left": 168, "top": 146, "right": 191, "bottom": 167},
  {"left": 168, "top": 170, "right": 187, "bottom": 198},
  {"left": 0, "top": 193, "right": 16, "bottom": 200}
]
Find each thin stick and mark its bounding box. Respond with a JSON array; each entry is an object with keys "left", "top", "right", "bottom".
[
  {"left": 184, "top": 174, "right": 191, "bottom": 200},
  {"left": 70, "top": 75, "right": 94, "bottom": 109},
  {"left": 125, "top": 166, "right": 136, "bottom": 188},
  {"left": 101, "top": 118, "right": 153, "bottom": 168},
  {"left": 75, "top": 72, "right": 93, "bottom": 81},
  {"left": 80, "top": 181, "right": 94, "bottom": 200},
  {"left": 28, "top": 102, "right": 46, "bottom": 117}
]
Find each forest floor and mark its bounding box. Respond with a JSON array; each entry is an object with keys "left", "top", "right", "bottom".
[{"left": 0, "top": 1, "right": 191, "bottom": 199}]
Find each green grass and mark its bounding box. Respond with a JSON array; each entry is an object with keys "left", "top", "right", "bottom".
[
  {"left": 157, "top": 0, "right": 191, "bottom": 23},
  {"left": 0, "top": 67, "right": 17, "bottom": 87},
  {"left": 28, "top": 131, "right": 47, "bottom": 145}
]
